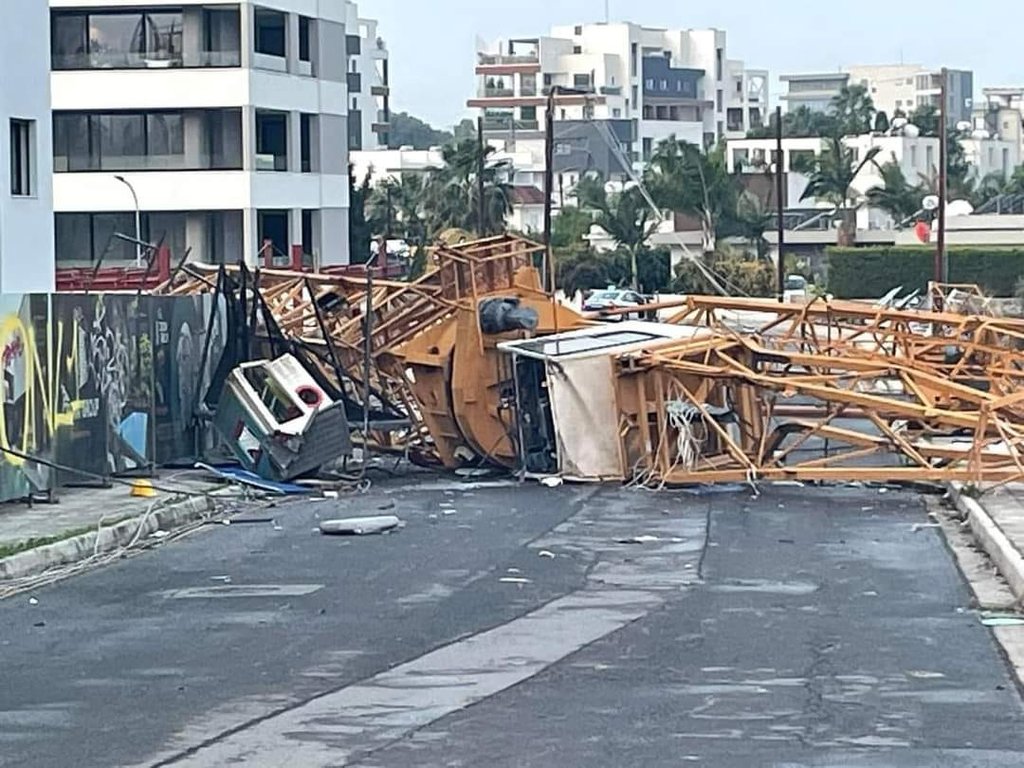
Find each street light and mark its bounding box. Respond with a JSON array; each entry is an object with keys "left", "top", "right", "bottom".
[{"left": 113, "top": 175, "right": 143, "bottom": 267}]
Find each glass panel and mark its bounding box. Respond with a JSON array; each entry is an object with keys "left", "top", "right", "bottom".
[
  {"left": 88, "top": 13, "right": 143, "bottom": 68},
  {"left": 147, "top": 114, "right": 185, "bottom": 168},
  {"left": 92, "top": 213, "right": 137, "bottom": 262},
  {"left": 254, "top": 9, "right": 286, "bottom": 57},
  {"left": 52, "top": 14, "right": 88, "bottom": 69},
  {"left": 145, "top": 212, "right": 186, "bottom": 256},
  {"left": 55, "top": 213, "right": 93, "bottom": 263},
  {"left": 298, "top": 17, "right": 311, "bottom": 61},
  {"left": 53, "top": 114, "right": 92, "bottom": 172},
  {"left": 98, "top": 114, "right": 146, "bottom": 168},
  {"left": 144, "top": 13, "right": 183, "bottom": 64},
  {"left": 203, "top": 8, "right": 241, "bottom": 66}
]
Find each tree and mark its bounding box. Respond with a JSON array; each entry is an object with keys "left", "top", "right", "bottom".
[
  {"left": 829, "top": 84, "right": 876, "bottom": 136},
  {"left": 348, "top": 167, "right": 373, "bottom": 263},
  {"left": 800, "top": 136, "right": 882, "bottom": 245},
  {"left": 387, "top": 112, "right": 454, "bottom": 149},
  {"left": 908, "top": 104, "right": 940, "bottom": 136},
  {"left": 575, "top": 176, "right": 660, "bottom": 290},
  {"left": 866, "top": 162, "right": 924, "bottom": 225},
  {"left": 453, "top": 119, "right": 477, "bottom": 142},
  {"left": 746, "top": 106, "right": 838, "bottom": 139},
  {"left": 423, "top": 139, "right": 512, "bottom": 236},
  {"left": 647, "top": 140, "right": 738, "bottom": 257}
]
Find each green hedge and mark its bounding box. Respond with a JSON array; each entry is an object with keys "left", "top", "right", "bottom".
[{"left": 826, "top": 247, "right": 1024, "bottom": 298}]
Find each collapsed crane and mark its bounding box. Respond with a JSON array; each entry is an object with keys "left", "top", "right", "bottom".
[{"left": 156, "top": 235, "right": 1024, "bottom": 488}]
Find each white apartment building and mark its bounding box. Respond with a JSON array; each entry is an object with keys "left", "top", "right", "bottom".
[
  {"left": 469, "top": 23, "right": 767, "bottom": 165},
  {"left": 973, "top": 87, "right": 1024, "bottom": 157},
  {"left": 49, "top": 0, "right": 366, "bottom": 268},
  {"left": 0, "top": 0, "right": 56, "bottom": 291},
  {"left": 727, "top": 132, "right": 1020, "bottom": 229},
  {"left": 781, "top": 65, "right": 974, "bottom": 126},
  {"left": 345, "top": 7, "right": 389, "bottom": 151}
]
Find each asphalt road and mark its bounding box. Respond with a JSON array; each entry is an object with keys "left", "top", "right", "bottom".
[{"left": 1, "top": 479, "right": 1023, "bottom": 767}]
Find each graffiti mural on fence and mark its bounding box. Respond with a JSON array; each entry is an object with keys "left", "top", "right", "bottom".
[{"left": 0, "top": 294, "right": 228, "bottom": 503}]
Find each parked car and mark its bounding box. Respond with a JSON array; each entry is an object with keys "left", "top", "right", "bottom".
[{"left": 583, "top": 289, "right": 651, "bottom": 320}]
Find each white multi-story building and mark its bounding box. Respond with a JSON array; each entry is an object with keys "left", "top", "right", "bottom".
[
  {"left": 973, "top": 87, "right": 1024, "bottom": 158},
  {"left": 468, "top": 23, "right": 766, "bottom": 165},
  {"left": 49, "top": 1, "right": 365, "bottom": 267},
  {"left": 781, "top": 65, "right": 974, "bottom": 126},
  {"left": 344, "top": 7, "right": 389, "bottom": 151},
  {"left": 0, "top": 0, "right": 55, "bottom": 291},
  {"left": 727, "top": 132, "right": 1020, "bottom": 229}
]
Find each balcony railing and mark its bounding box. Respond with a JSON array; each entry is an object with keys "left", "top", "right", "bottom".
[
  {"left": 255, "top": 153, "right": 288, "bottom": 171},
  {"left": 477, "top": 53, "right": 539, "bottom": 66},
  {"left": 54, "top": 152, "right": 243, "bottom": 173},
  {"left": 482, "top": 118, "right": 540, "bottom": 131},
  {"left": 53, "top": 49, "right": 242, "bottom": 70},
  {"left": 481, "top": 86, "right": 515, "bottom": 98},
  {"left": 600, "top": 85, "right": 622, "bottom": 95}
]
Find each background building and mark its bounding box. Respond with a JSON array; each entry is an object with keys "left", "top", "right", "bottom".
[
  {"left": 49, "top": 0, "right": 366, "bottom": 267},
  {"left": 0, "top": 0, "right": 56, "bottom": 291},
  {"left": 781, "top": 65, "right": 974, "bottom": 126},
  {"left": 345, "top": 6, "right": 389, "bottom": 151},
  {"left": 469, "top": 22, "right": 766, "bottom": 164}
]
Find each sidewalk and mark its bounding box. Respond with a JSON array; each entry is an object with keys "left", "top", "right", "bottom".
[
  {"left": 950, "top": 482, "right": 1024, "bottom": 602},
  {"left": 0, "top": 472, "right": 223, "bottom": 581}
]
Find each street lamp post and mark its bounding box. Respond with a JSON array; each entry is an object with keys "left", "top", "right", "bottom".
[{"left": 114, "top": 175, "right": 143, "bottom": 267}]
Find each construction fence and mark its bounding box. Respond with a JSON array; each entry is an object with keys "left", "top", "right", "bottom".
[{"left": 0, "top": 293, "right": 226, "bottom": 503}]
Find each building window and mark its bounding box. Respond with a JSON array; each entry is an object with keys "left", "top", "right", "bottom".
[
  {"left": 659, "top": 79, "right": 668, "bottom": 90},
  {"left": 574, "top": 25, "right": 583, "bottom": 35},
  {"left": 10, "top": 119, "right": 33, "bottom": 196},
  {"left": 300, "top": 114, "right": 313, "bottom": 173},
  {"left": 520, "top": 105, "right": 537, "bottom": 122},
  {"left": 543, "top": 73, "right": 553, "bottom": 87},
  {"left": 715, "top": 48, "right": 723, "bottom": 80},
  {"left": 255, "top": 111, "right": 288, "bottom": 171},
  {"left": 642, "top": 137, "right": 653, "bottom": 161},
  {"left": 254, "top": 8, "right": 286, "bottom": 57},
  {"left": 51, "top": 10, "right": 184, "bottom": 69},
  {"left": 612, "top": 108, "right": 621, "bottom": 118},
  {"left": 298, "top": 16, "right": 311, "bottom": 62},
  {"left": 573, "top": 73, "right": 592, "bottom": 90},
  {"left": 55, "top": 211, "right": 187, "bottom": 264},
  {"left": 716, "top": 90, "right": 723, "bottom": 112},
  {"left": 572, "top": 45, "right": 582, "bottom": 55}
]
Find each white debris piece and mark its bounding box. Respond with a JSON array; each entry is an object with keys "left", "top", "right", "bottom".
[
  {"left": 538, "top": 550, "right": 556, "bottom": 559},
  {"left": 540, "top": 477, "right": 563, "bottom": 488},
  {"left": 499, "top": 576, "right": 532, "bottom": 584},
  {"left": 319, "top": 515, "right": 402, "bottom": 536}
]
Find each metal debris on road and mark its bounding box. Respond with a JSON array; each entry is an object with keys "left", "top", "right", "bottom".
[
  {"left": 538, "top": 550, "right": 556, "bottom": 559},
  {"left": 499, "top": 576, "right": 531, "bottom": 584}
]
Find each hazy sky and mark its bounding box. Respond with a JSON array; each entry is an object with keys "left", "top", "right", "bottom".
[{"left": 366, "top": 0, "right": 1024, "bottom": 129}]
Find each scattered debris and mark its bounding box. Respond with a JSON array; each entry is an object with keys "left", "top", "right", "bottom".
[
  {"left": 319, "top": 515, "right": 402, "bottom": 536},
  {"left": 28, "top": 597, "right": 38, "bottom": 606},
  {"left": 618, "top": 535, "right": 661, "bottom": 545},
  {"left": 911, "top": 523, "right": 942, "bottom": 533},
  {"left": 210, "top": 576, "right": 232, "bottom": 583},
  {"left": 499, "top": 576, "right": 532, "bottom": 585},
  {"left": 539, "top": 477, "right": 563, "bottom": 488},
  {"left": 213, "top": 355, "right": 352, "bottom": 482},
  {"left": 980, "top": 612, "right": 1024, "bottom": 627},
  {"left": 323, "top": 491, "right": 339, "bottom": 500},
  {"left": 538, "top": 550, "right": 556, "bottom": 559},
  {"left": 150, "top": 530, "right": 170, "bottom": 539}
]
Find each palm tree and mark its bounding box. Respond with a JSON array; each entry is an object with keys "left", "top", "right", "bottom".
[
  {"left": 829, "top": 84, "right": 876, "bottom": 136},
  {"left": 865, "top": 162, "right": 925, "bottom": 226},
  {"left": 575, "top": 175, "right": 660, "bottom": 290},
  {"left": 415, "top": 139, "right": 512, "bottom": 237},
  {"left": 800, "top": 136, "right": 882, "bottom": 245},
  {"left": 646, "top": 139, "right": 739, "bottom": 258}
]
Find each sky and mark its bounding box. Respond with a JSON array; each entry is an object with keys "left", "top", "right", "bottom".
[{"left": 365, "top": 0, "right": 1024, "bottom": 129}]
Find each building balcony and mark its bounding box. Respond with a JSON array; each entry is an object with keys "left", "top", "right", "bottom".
[
  {"left": 600, "top": 85, "right": 622, "bottom": 95},
  {"left": 475, "top": 53, "right": 541, "bottom": 75},
  {"left": 480, "top": 86, "right": 516, "bottom": 98},
  {"left": 482, "top": 117, "right": 540, "bottom": 132}
]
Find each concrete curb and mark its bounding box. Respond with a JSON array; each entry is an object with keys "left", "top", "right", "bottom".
[
  {"left": 948, "top": 482, "right": 1024, "bottom": 602},
  {"left": 0, "top": 494, "right": 217, "bottom": 582}
]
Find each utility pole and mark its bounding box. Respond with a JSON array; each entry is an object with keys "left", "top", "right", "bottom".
[
  {"left": 936, "top": 67, "right": 948, "bottom": 300},
  {"left": 775, "top": 106, "right": 785, "bottom": 303},
  {"left": 476, "top": 116, "right": 486, "bottom": 236},
  {"left": 542, "top": 89, "right": 556, "bottom": 293}
]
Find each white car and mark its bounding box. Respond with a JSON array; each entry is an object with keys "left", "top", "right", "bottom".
[{"left": 583, "top": 289, "right": 647, "bottom": 320}]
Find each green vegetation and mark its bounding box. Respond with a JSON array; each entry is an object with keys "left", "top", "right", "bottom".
[{"left": 826, "top": 246, "right": 1024, "bottom": 298}]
